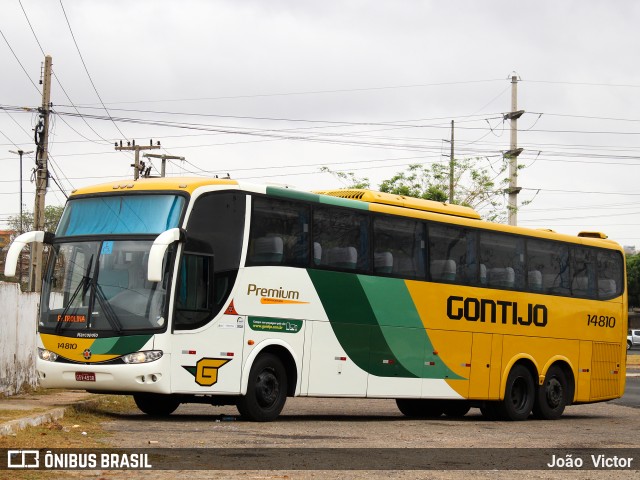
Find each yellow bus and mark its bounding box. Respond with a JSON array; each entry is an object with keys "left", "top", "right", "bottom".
[{"left": 4, "top": 178, "right": 627, "bottom": 421}]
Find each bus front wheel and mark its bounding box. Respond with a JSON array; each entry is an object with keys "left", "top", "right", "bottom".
[
  {"left": 133, "top": 393, "right": 180, "bottom": 417},
  {"left": 237, "top": 353, "right": 288, "bottom": 422},
  {"left": 532, "top": 365, "right": 568, "bottom": 420}
]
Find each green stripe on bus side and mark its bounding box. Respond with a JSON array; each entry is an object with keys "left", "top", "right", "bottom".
[
  {"left": 308, "top": 269, "right": 415, "bottom": 378},
  {"left": 308, "top": 270, "right": 463, "bottom": 380},
  {"left": 318, "top": 196, "right": 369, "bottom": 211},
  {"left": 266, "top": 186, "right": 320, "bottom": 203},
  {"left": 91, "top": 335, "right": 153, "bottom": 355},
  {"left": 357, "top": 276, "right": 462, "bottom": 380},
  {"left": 266, "top": 186, "right": 370, "bottom": 211}
]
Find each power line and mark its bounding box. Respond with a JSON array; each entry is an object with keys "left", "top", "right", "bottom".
[
  {"left": 20, "top": 0, "right": 113, "bottom": 145},
  {"left": 70, "top": 79, "right": 506, "bottom": 107},
  {"left": 521, "top": 187, "right": 640, "bottom": 196},
  {"left": 59, "top": 0, "right": 127, "bottom": 139},
  {"left": 525, "top": 79, "right": 640, "bottom": 89},
  {"left": 0, "top": 25, "right": 41, "bottom": 94}
]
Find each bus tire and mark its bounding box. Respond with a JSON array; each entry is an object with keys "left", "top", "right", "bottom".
[
  {"left": 237, "top": 353, "right": 288, "bottom": 422},
  {"left": 497, "top": 364, "right": 535, "bottom": 421},
  {"left": 396, "top": 399, "right": 443, "bottom": 418},
  {"left": 133, "top": 393, "right": 180, "bottom": 417},
  {"left": 442, "top": 401, "right": 471, "bottom": 418},
  {"left": 480, "top": 402, "right": 501, "bottom": 420},
  {"left": 532, "top": 365, "right": 568, "bottom": 420}
]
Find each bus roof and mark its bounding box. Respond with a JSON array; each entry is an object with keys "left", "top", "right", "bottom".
[
  {"left": 68, "top": 177, "right": 621, "bottom": 251},
  {"left": 70, "top": 177, "right": 238, "bottom": 196}
]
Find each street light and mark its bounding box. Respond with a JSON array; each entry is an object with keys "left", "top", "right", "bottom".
[{"left": 8, "top": 149, "right": 34, "bottom": 286}]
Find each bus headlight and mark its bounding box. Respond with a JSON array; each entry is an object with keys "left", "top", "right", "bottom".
[
  {"left": 38, "top": 348, "right": 58, "bottom": 362},
  {"left": 122, "top": 350, "right": 163, "bottom": 364}
]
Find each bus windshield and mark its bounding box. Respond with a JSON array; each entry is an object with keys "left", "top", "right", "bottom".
[
  {"left": 56, "top": 194, "right": 185, "bottom": 236},
  {"left": 40, "top": 240, "right": 172, "bottom": 334}
]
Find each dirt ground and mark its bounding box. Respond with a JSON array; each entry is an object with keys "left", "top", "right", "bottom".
[{"left": 5, "top": 395, "right": 640, "bottom": 479}]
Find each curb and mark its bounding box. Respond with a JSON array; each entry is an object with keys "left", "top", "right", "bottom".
[
  {"left": 0, "top": 407, "right": 66, "bottom": 436},
  {"left": 0, "top": 399, "right": 100, "bottom": 436}
]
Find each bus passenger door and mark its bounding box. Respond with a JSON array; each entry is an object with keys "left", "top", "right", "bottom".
[
  {"left": 469, "top": 333, "right": 493, "bottom": 399},
  {"left": 169, "top": 252, "right": 244, "bottom": 394}
]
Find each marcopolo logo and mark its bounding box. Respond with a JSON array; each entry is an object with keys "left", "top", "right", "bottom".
[{"left": 246, "top": 283, "right": 309, "bottom": 305}]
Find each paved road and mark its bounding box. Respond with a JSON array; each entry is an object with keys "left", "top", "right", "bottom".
[
  {"left": 614, "top": 375, "right": 640, "bottom": 408},
  {"left": 87, "top": 392, "right": 640, "bottom": 478}
]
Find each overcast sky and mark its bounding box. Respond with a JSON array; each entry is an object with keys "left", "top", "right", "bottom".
[{"left": 1, "top": 0, "right": 640, "bottom": 249}]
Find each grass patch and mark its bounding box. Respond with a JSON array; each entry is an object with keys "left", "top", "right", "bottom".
[
  {"left": 0, "top": 394, "right": 137, "bottom": 449},
  {"left": 1, "top": 395, "right": 138, "bottom": 480}
]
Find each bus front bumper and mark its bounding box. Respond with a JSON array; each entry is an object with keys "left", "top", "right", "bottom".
[{"left": 36, "top": 355, "right": 172, "bottom": 394}]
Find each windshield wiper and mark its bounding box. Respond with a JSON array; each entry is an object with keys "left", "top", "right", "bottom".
[
  {"left": 56, "top": 255, "right": 94, "bottom": 334},
  {"left": 87, "top": 255, "right": 123, "bottom": 334}
]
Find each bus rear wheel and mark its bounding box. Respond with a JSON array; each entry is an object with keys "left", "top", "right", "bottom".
[
  {"left": 396, "top": 399, "right": 443, "bottom": 418},
  {"left": 533, "top": 365, "right": 568, "bottom": 420},
  {"left": 497, "top": 364, "right": 535, "bottom": 421},
  {"left": 133, "top": 393, "right": 180, "bottom": 417},
  {"left": 237, "top": 353, "right": 288, "bottom": 422}
]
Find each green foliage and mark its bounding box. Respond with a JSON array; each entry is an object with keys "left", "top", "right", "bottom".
[
  {"left": 7, "top": 205, "right": 64, "bottom": 235},
  {"left": 319, "top": 167, "right": 370, "bottom": 189},
  {"left": 322, "top": 157, "right": 511, "bottom": 222},
  {"left": 627, "top": 254, "right": 640, "bottom": 308}
]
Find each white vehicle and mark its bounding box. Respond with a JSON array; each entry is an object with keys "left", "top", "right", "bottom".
[
  {"left": 628, "top": 329, "right": 640, "bottom": 350},
  {"left": 4, "top": 177, "right": 628, "bottom": 422}
]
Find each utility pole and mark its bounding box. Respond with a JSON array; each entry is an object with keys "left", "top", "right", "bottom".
[
  {"left": 143, "top": 153, "right": 185, "bottom": 177},
  {"left": 8, "top": 148, "right": 34, "bottom": 287},
  {"left": 115, "top": 140, "right": 161, "bottom": 180},
  {"left": 449, "top": 120, "right": 454, "bottom": 203},
  {"left": 30, "top": 55, "right": 52, "bottom": 293},
  {"left": 504, "top": 74, "right": 524, "bottom": 226}
]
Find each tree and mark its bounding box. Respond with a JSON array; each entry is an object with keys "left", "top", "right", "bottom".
[
  {"left": 7, "top": 205, "right": 64, "bottom": 236},
  {"left": 322, "top": 156, "right": 519, "bottom": 222},
  {"left": 2, "top": 206, "right": 64, "bottom": 289},
  {"left": 628, "top": 254, "right": 640, "bottom": 308}
]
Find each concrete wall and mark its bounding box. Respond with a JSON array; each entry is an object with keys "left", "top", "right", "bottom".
[{"left": 0, "top": 281, "right": 39, "bottom": 396}]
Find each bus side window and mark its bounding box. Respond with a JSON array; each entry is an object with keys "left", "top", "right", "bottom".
[
  {"left": 527, "top": 239, "right": 570, "bottom": 295},
  {"left": 429, "top": 224, "right": 476, "bottom": 284},
  {"left": 248, "top": 197, "right": 309, "bottom": 267},
  {"left": 313, "top": 206, "right": 369, "bottom": 272},
  {"left": 596, "top": 250, "right": 622, "bottom": 299},
  {"left": 571, "top": 247, "right": 596, "bottom": 298},
  {"left": 176, "top": 192, "right": 245, "bottom": 330},
  {"left": 373, "top": 216, "right": 425, "bottom": 279},
  {"left": 479, "top": 232, "right": 524, "bottom": 290}
]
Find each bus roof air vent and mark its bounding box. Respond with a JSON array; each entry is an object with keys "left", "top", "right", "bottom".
[
  {"left": 313, "top": 189, "right": 481, "bottom": 220},
  {"left": 578, "top": 231, "right": 608, "bottom": 239}
]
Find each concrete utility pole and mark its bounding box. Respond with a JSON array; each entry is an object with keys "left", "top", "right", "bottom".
[
  {"left": 143, "top": 153, "right": 185, "bottom": 177},
  {"left": 449, "top": 120, "right": 454, "bottom": 203},
  {"left": 115, "top": 140, "right": 161, "bottom": 180},
  {"left": 30, "top": 55, "right": 52, "bottom": 293},
  {"left": 8, "top": 148, "right": 34, "bottom": 287},
  {"left": 504, "top": 74, "right": 524, "bottom": 226}
]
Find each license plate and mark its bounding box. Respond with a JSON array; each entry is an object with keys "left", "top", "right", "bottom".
[{"left": 75, "top": 372, "right": 96, "bottom": 382}]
